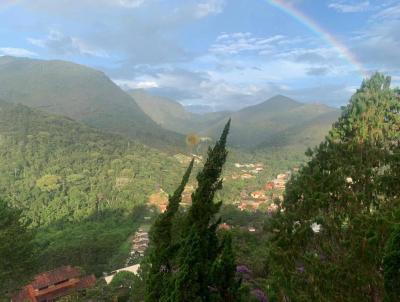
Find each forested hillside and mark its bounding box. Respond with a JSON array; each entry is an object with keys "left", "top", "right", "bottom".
[
  {"left": 0, "top": 99, "right": 188, "bottom": 225},
  {"left": 0, "top": 98, "right": 194, "bottom": 278},
  {"left": 0, "top": 56, "right": 184, "bottom": 149}
]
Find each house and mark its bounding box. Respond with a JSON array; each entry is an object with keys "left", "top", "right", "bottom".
[
  {"left": 12, "top": 266, "right": 96, "bottom": 302},
  {"left": 276, "top": 173, "right": 287, "bottom": 181},
  {"left": 273, "top": 176, "right": 287, "bottom": 189},
  {"left": 240, "top": 173, "right": 254, "bottom": 180},
  {"left": 264, "top": 182, "right": 275, "bottom": 190},
  {"left": 251, "top": 191, "right": 266, "bottom": 199},
  {"left": 238, "top": 203, "right": 247, "bottom": 211}
]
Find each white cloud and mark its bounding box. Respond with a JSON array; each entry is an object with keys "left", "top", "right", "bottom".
[
  {"left": 114, "top": 79, "right": 159, "bottom": 89},
  {"left": 210, "top": 32, "right": 286, "bottom": 55},
  {"left": 28, "top": 30, "right": 109, "bottom": 58},
  {"left": 351, "top": 3, "right": 400, "bottom": 70},
  {"left": 111, "top": 0, "right": 145, "bottom": 8},
  {"left": 0, "top": 47, "right": 37, "bottom": 57},
  {"left": 372, "top": 3, "right": 400, "bottom": 20},
  {"left": 195, "top": 0, "right": 225, "bottom": 18},
  {"left": 329, "top": 1, "right": 371, "bottom": 13}
]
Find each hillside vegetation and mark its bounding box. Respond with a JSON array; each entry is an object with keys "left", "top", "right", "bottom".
[
  {"left": 0, "top": 99, "right": 186, "bottom": 226},
  {"left": 0, "top": 56, "right": 184, "bottom": 149}
]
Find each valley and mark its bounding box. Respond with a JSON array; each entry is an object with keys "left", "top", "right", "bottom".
[
  {"left": 0, "top": 58, "right": 311, "bottom": 288},
  {"left": 0, "top": 56, "right": 398, "bottom": 302}
]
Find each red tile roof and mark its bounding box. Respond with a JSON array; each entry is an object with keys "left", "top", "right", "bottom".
[
  {"left": 12, "top": 266, "right": 96, "bottom": 302},
  {"left": 31, "top": 266, "right": 81, "bottom": 289}
]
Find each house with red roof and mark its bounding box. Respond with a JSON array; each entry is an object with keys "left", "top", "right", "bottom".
[{"left": 12, "top": 266, "right": 96, "bottom": 302}]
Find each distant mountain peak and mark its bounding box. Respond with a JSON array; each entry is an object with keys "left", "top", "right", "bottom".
[
  {"left": 265, "top": 94, "right": 301, "bottom": 106},
  {"left": 0, "top": 56, "right": 184, "bottom": 150}
]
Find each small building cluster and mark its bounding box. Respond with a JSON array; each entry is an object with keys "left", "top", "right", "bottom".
[
  {"left": 264, "top": 171, "right": 291, "bottom": 191},
  {"left": 232, "top": 162, "right": 264, "bottom": 180},
  {"left": 125, "top": 228, "right": 149, "bottom": 266},
  {"left": 235, "top": 170, "right": 293, "bottom": 214},
  {"left": 148, "top": 184, "right": 196, "bottom": 212},
  {"left": 12, "top": 266, "right": 96, "bottom": 302},
  {"left": 132, "top": 229, "right": 149, "bottom": 256},
  {"left": 174, "top": 153, "right": 202, "bottom": 165}
]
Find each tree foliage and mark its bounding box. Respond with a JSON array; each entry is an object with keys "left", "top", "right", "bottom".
[
  {"left": 0, "top": 199, "right": 36, "bottom": 298},
  {"left": 383, "top": 225, "right": 400, "bottom": 301},
  {"left": 146, "top": 120, "right": 242, "bottom": 301},
  {"left": 146, "top": 159, "right": 194, "bottom": 301},
  {"left": 266, "top": 73, "right": 400, "bottom": 301}
]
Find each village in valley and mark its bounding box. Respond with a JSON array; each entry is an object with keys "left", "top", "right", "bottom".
[
  {"left": 231, "top": 161, "right": 294, "bottom": 214},
  {"left": 151, "top": 154, "right": 299, "bottom": 221}
]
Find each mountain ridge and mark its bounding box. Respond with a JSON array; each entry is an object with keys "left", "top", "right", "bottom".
[
  {"left": 130, "top": 89, "right": 340, "bottom": 150},
  {"left": 0, "top": 56, "right": 184, "bottom": 150}
]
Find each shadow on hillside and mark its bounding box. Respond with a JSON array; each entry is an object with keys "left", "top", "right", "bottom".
[{"left": 33, "top": 205, "right": 150, "bottom": 277}]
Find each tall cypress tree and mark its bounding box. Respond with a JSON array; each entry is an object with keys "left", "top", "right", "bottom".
[
  {"left": 164, "top": 119, "right": 240, "bottom": 302},
  {"left": 210, "top": 233, "right": 242, "bottom": 302},
  {"left": 146, "top": 159, "right": 194, "bottom": 302}
]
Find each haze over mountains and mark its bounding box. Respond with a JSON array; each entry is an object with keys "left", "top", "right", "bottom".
[
  {"left": 131, "top": 90, "right": 340, "bottom": 150},
  {"left": 0, "top": 56, "right": 339, "bottom": 151},
  {"left": 0, "top": 56, "right": 184, "bottom": 149}
]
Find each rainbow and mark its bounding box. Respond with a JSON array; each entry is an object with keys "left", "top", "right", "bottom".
[{"left": 266, "top": 0, "right": 368, "bottom": 77}]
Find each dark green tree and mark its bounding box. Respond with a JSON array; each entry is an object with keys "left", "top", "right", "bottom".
[
  {"left": 145, "top": 159, "right": 194, "bottom": 302},
  {"left": 383, "top": 225, "right": 400, "bottom": 301},
  {"left": 164, "top": 120, "right": 241, "bottom": 301},
  {"left": 0, "top": 199, "right": 36, "bottom": 298},
  {"left": 210, "top": 233, "right": 242, "bottom": 302},
  {"left": 266, "top": 73, "right": 400, "bottom": 301}
]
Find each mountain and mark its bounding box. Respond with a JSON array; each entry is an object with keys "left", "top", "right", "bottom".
[
  {"left": 132, "top": 91, "right": 339, "bottom": 150},
  {"left": 257, "top": 110, "right": 340, "bottom": 150},
  {"left": 129, "top": 90, "right": 230, "bottom": 135},
  {"left": 202, "top": 95, "right": 340, "bottom": 149},
  {"left": 0, "top": 56, "right": 184, "bottom": 149}
]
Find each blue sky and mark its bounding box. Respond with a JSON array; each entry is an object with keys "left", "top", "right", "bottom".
[{"left": 0, "top": 0, "right": 399, "bottom": 112}]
